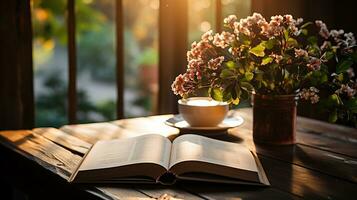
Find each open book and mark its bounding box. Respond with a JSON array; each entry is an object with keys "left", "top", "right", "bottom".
[{"left": 69, "top": 134, "right": 269, "bottom": 185}]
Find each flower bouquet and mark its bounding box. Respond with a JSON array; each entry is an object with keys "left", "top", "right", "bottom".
[{"left": 171, "top": 13, "right": 357, "bottom": 144}]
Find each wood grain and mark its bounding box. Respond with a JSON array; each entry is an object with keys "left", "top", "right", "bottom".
[
  {"left": 259, "top": 156, "right": 357, "bottom": 199},
  {"left": 0, "top": 0, "right": 34, "bottom": 130},
  {"left": 60, "top": 122, "right": 123, "bottom": 144},
  {"left": 0, "top": 130, "right": 82, "bottom": 179},
  {"left": 32, "top": 127, "right": 91, "bottom": 155},
  {"left": 180, "top": 184, "right": 301, "bottom": 200}
]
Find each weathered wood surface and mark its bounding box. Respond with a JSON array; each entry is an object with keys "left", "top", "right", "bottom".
[{"left": 0, "top": 108, "right": 356, "bottom": 199}]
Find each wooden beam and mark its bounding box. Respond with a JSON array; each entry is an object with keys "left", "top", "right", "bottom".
[
  {"left": 67, "top": 0, "right": 77, "bottom": 124},
  {"left": 0, "top": 0, "right": 34, "bottom": 130},
  {"left": 158, "top": 0, "right": 188, "bottom": 114},
  {"left": 115, "top": 0, "right": 124, "bottom": 119}
]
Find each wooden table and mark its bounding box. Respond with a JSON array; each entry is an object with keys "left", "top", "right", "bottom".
[{"left": 0, "top": 108, "right": 356, "bottom": 200}]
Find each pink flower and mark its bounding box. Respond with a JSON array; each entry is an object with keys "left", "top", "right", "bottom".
[
  {"left": 295, "top": 18, "right": 303, "bottom": 25},
  {"left": 235, "top": 19, "right": 250, "bottom": 36},
  {"left": 344, "top": 32, "right": 356, "bottom": 48},
  {"left": 213, "top": 31, "right": 235, "bottom": 49},
  {"left": 283, "top": 15, "right": 294, "bottom": 25},
  {"left": 299, "top": 87, "right": 320, "bottom": 104},
  {"left": 223, "top": 15, "right": 237, "bottom": 28},
  {"left": 266, "top": 15, "right": 284, "bottom": 36},
  {"left": 294, "top": 48, "right": 308, "bottom": 57},
  {"left": 335, "top": 84, "right": 356, "bottom": 98},
  {"left": 270, "top": 53, "right": 283, "bottom": 63},
  {"left": 188, "top": 59, "right": 204, "bottom": 69},
  {"left": 270, "top": 15, "right": 284, "bottom": 26},
  {"left": 320, "top": 41, "right": 331, "bottom": 50},
  {"left": 171, "top": 74, "right": 187, "bottom": 96},
  {"left": 315, "top": 20, "right": 329, "bottom": 39},
  {"left": 208, "top": 56, "right": 225, "bottom": 70},
  {"left": 201, "top": 30, "right": 213, "bottom": 42},
  {"left": 330, "top": 29, "right": 344, "bottom": 38},
  {"left": 171, "top": 73, "right": 197, "bottom": 97},
  {"left": 186, "top": 40, "right": 213, "bottom": 61},
  {"left": 347, "top": 67, "right": 355, "bottom": 78},
  {"left": 307, "top": 57, "right": 321, "bottom": 71}
]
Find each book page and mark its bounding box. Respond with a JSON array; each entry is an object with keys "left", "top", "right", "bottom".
[
  {"left": 169, "top": 134, "right": 258, "bottom": 173},
  {"left": 79, "top": 134, "right": 172, "bottom": 171}
]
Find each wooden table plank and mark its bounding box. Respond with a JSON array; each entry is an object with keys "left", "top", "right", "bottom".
[
  {"left": 227, "top": 127, "right": 357, "bottom": 183},
  {"left": 297, "top": 117, "right": 357, "bottom": 141},
  {"left": 32, "top": 127, "right": 92, "bottom": 155},
  {"left": 60, "top": 122, "right": 124, "bottom": 144},
  {"left": 296, "top": 131, "right": 357, "bottom": 158},
  {"left": 180, "top": 184, "right": 302, "bottom": 200},
  {"left": 259, "top": 156, "right": 357, "bottom": 199},
  {"left": 133, "top": 185, "right": 204, "bottom": 200},
  {"left": 0, "top": 130, "right": 81, "bottom": 179},
  {"left": 111, "top": 115, "right": 180, "bottom": 140},
  {"left": 96, "top": 187, "right": 154, "bottom": 200}
]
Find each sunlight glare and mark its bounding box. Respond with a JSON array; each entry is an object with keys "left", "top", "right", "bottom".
[{"left": 200, "top": 21, "right": 211, "bottom": 32}]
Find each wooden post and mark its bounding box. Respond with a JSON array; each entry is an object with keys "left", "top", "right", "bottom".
[
  {"left": 67, "top": 0, "right": 77, "bottom": 124},
  {"left": 0, "top": 0, "right": 34, "bottom": 130},
  {"left": 158, "top": 0, "right": 188, "bottom": 114},
  {"left": 116, "top": 0, "right": 124, "bottom": 119},
  {"left": 216, "top": 0, "right": 222, "bottom": 33}
]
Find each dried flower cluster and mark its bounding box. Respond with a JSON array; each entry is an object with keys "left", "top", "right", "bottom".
[{"left": 172, "top": 13, "right": 357, "bottom": 126}]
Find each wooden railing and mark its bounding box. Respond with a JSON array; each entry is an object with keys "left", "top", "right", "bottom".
[
  {"left": 0, "top": 0, "right": 236, "bottom": 129},
  {"left": 63, "top": 0, "right": 228, "bottom": 124}
]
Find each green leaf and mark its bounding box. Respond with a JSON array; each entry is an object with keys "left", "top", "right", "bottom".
[
  {"left": 239, "top": 34, "right": 251, "bottom": 45},
  {"left": 240, "top": 82, "right": 254, "bottom": 92},
  {"left": 226, "top": 84, "right": 235, "bottom": 99},
  {"left": 235, "top": 83, "right": 242, "bottom": 97},
  {"left": 300, "top": 22, "right": 313, "bottom": 29},
  {"left": 346, "top": 98, "right": 357, "bottom": 113},
  {"left": 301, "top": 29, "right": 308, "bottom": 36},
  {"left": 261, "top": 57, "right": 273, "bottom": 65},
  {"left": 284, "top": 29, "right": 289, "bottom": 40},
  {"left": 336, "top": 59, "right": 353, "bottom": 73},
  {"left": 287, "top": 38, "right": 298, "bottom": 47},
  {"left": 232, "top": 98, "right": 240, "bottom": 105},
  {"left": 211, "top": 88, "right": 223, "bottom": 101},
  {"left": 328, "top": 110, "right": 338, "bottom": 123},
  {"left": 225, "top": 61, "right": 236, "bottom": 69},
  {"left": 323, "top": 51, "right": 335, "bottom": 60},
  {"left": 265, "top": 39, "right": 277, "bottom": 50},
  {"left": 249, "top": 42, "right": 265, "bottom": 57},
  {"left": 320, "top": 73, "right": 328, "bottom": 83},
  {"left": 327, "top": 94, "right": 341, "bottom": 106},
  {"left": 220, "top": 69, "right": 235, "bottom": 79},
  {"left": 245, "top": 71, "right": 254, "bottom": 81},
  {"left": 336, "top": 73, "right": 344, "bottom": 81},
  {"left": 352, "top": 51, "right": 357, "bottom": 62},
  {"left": 238, "top": 67, "right": 245, "bottom": 74},
  {"left": 308, "top": 36, "right": 318, "bottom": 45},
  {"left": 222, "top": 90, "right": 232, "bottom": 102},
  {"left": 269, "top": 82, "right": 275, "bottom": 90},
  {"left": 254, "top": 69, "right": 264, "bottom": 81}
]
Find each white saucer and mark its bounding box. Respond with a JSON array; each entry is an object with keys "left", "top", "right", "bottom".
[{"left": 165, "top": 114, "right": 244, "bottom": 132}]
